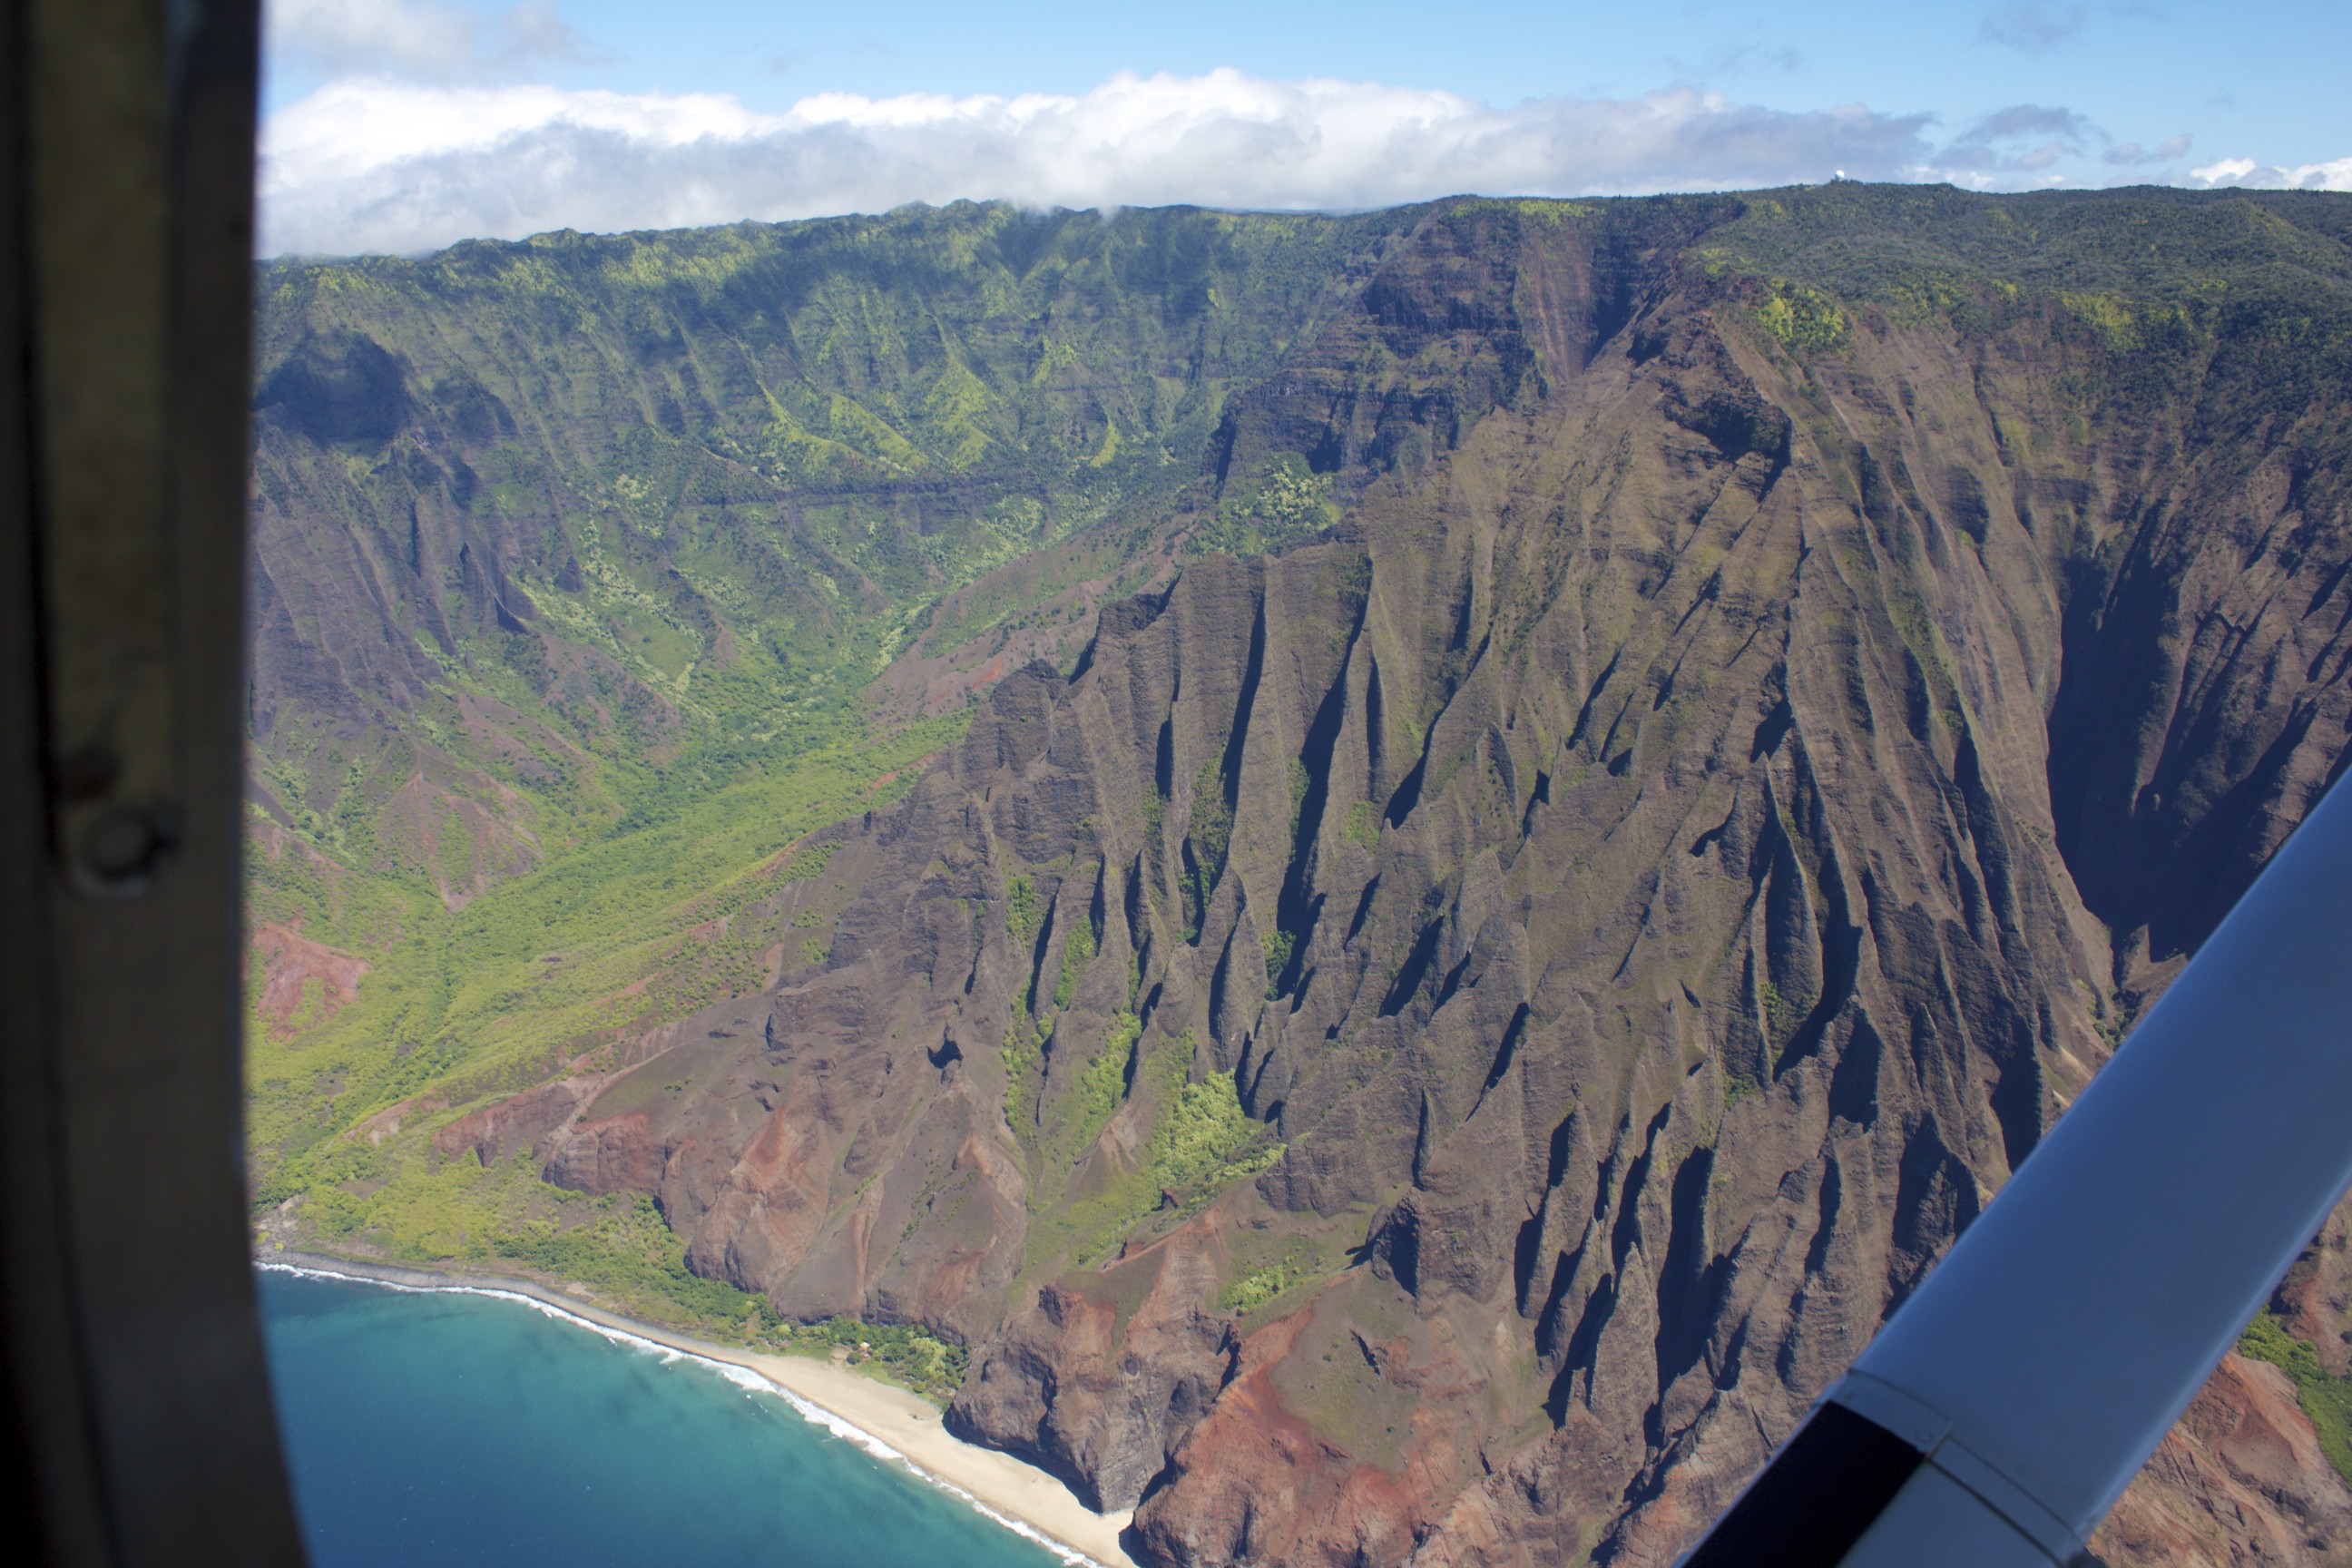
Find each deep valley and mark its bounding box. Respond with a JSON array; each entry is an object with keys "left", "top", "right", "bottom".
[{"left": 245, "top": 185, "right": 2352, "bottom": 1567}]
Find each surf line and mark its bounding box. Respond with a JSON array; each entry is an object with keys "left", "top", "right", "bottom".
[{"left": 257, "top": 1259, "right": 1112, "bottom": 1568}]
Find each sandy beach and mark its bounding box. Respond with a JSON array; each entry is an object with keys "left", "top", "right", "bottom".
[{"left": 263, "top": 1251, "right": 1137, "bottom": 1568}]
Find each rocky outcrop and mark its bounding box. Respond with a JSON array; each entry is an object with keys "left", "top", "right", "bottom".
[
  {"left": 2277, "top": 1196, "right": 2352, "bottom": 1383},
  {"left": 2092, "top": 1352, "right": 2352, "bottom": 1568},
  {"left": 949, "top": 1224, "right": 1241, "bottom": 1511},
  {"left": 247, "top": 918, "right": 371, "bottom": 1039},
  {"left": 430, "top": 1078, "right": 593, "bottom": 1165}
]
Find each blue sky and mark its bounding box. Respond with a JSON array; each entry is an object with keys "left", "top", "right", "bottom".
[{"left": 259, "top": 0, "right": 2352, "bottom": 256}]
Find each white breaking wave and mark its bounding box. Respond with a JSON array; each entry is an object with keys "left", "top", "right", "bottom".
[
  {"left": 256, "top": 69, "right": 1943, "bottom": 257},
  {"left": 256, "top": 1260, "right": 1108, "bottom": 1568}
]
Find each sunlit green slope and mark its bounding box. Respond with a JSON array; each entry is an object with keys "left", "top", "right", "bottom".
[{"left": 242, "top": 202, "right": 1411, "bottom": 1328}]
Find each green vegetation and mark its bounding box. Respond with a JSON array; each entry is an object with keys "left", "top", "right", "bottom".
[
  {"left": 248, "top": 713, "right": 966, "bottom": 1156},
  {"left": 248, "top": 198, "right": 1421, "bottom": 1195},
  {"left": 1073, "top": 1012, "right": 1142, "bottom": 1133},
  {"left": 778, "top": 841, "right": 838, "bottom": 882},
  {"left": 1129, "top": 1056, "right": 1281, "bottom": 1211},
  {"left": 1220, "top": 1262, "right": 1297, "bottom": 1316},
  {"left": 771, "top": 1317, "right": 968, "bottom": 1406},
  {"left": 1053, "top": 909, "right": 1096, "bottom": 1008},
  {"left": 1261, "top": 928, "right": 1295, "bottom": 995},
  {"left": 1217, "top": 1240, "right": 1328, "bottom": 1318},
  {"left": 2240, "top": 1311, "right": 2352, "bottom": 1484},
  {"left": 1756, "top": 977, "right": 1810, "bottom": 1048},
  {"left": 1690, "top": 183, "right": 2352, "bottom": 419},
  {"left": 1195, "top": 453, "right": 1339, "bottom": 556},
  {"left": 245, "top": 707, "right": 967, "bottom": 1348},
  {"left": 1006, "top": 875, "right": 1041, "bottom": 946},
  {"left": 1001, "top": 1003, "right": 1045, "bottom": 1128},
  {"left": 280, "top": 1147, "right": 769, "bottom": 1329},
  {"left": 1210, "top": 1230, "right": 1359, "bottom": 1321},
  {"left": 1342, "top": 800, "right": 1382, "bottom": 854},
  {"left": 1752, "top": 279, "right": 1850, "bottom": 353},
  {"left": 249, "top": 202, "right": 1416, "bottom": 917},
  {"left": 1183, "top": 761, "right": 1235, "bottom": 940},
  {"left": 1024, "top": 1034, "right": 1282, "bottom": 1274},
  {"left": 1025, "top": 1008, "right": 1146, "bottom": 1178}
]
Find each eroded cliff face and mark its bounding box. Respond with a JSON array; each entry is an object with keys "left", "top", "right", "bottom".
[
  {"left": 406, "top": 194, "right": 2352, "bottom": 1564},
  {"left": 2090, "top": 1353, "right": 2352, "bottom": 1568}
]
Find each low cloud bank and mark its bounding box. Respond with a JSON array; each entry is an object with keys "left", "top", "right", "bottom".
[
  {"left": 256, "top": 69, "right": 2341, "bottom": 259},
  {"left": 259, "top": 71, "right": 1941, "bottom": 256},
  {"left": 2191, "top": 155, "right": 2352, "bottom": 193}
]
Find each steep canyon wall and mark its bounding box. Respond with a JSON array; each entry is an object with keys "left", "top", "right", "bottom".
[{"left": 257, "top": 189, "right": 2352, "bottom": 1566}]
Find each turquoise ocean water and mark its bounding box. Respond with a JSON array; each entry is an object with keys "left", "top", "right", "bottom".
[{"left": 258, "top": 1267, "right": 1071, "bottom": 1568}]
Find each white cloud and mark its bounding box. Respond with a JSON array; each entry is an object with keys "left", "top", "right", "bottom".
[
  {"left": 258, "top": 69, "right": 1946, "bottom": 256},
  {"left": 1975, "top": 4, "right": 2164, "bottom": 54},
  {"left": 2102, "top": 133, "right": 2191, "bottom": 167},
  {"left": 2190, "top": 154, "right": 2352, "bottom": 192},
  {"left": 1931, "top": 103, "right": 2094, "bottom": 179},
  {"left": 267, "top": 0, "right": 583, "bottom": 78},
  {"left": 1978, "top": 4, "right": 2091, "bottom": 53},
  {"left": 1909, "top": 103, "right": 2206, "bottom": 189}
]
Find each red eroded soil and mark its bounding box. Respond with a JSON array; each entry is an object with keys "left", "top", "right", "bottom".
[
  {"left": 250, "top": 920, "right": 370, "bottom": 1039},
  {"left": 2091, "top": 1351, "right": 2352, "bottom": 1567}
]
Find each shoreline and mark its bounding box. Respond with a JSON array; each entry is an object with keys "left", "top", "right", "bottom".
[{"left": 258, "top": 1250, "right": 1137, "bottom": 1568}]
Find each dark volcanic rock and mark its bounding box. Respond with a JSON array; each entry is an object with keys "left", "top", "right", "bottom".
[{"left": 949, "top": 1226, "right": 1241, "bottom": 1511}]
